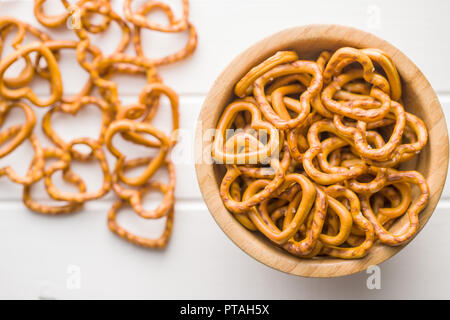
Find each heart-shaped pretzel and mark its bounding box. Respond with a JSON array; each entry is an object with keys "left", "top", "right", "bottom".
[
  {"left": 73, "top": 0, "right": 130, "bottom": 55},
  {"left": 34, "top": 40, "right": 102, "bottom": 103},
  {"left": 246, "top": 173, "right": 317, "bottom": 245},
  {"left": 107, "top": 182, "right": 175, "bottom": 249},
  {"left": 44, "top": 137, "right": 111, "bottom": 202},
  {"left": 360, "top": 168, "right": 429, "bottom": 246},
  {"left": 321, "top": 185, "right": 375, "bottom": 259},
  {"left": 0, "top": 130, "right": 44, "bottom": 185},
  {"left": 124, "top": 0, "right": 189, "bottom": 33},
  {"left": 23, "top": 146, "right": 87, "bottom": 215},
  {"left": 235, "top": 51, "right": 299, "bottom": 98},
  {"left": 211, "top": 100, "right": 281, "bottom": 165},
  {"left": 89, "top": 53, "right": 159, "bottom": 108},
  {"left": 282, "top": 186, "right": 327, "bottom": 256},
  {"left": 133, "top": 21, "right": 197, "bottom": 67},
  {"left": 113, "top": 157, "right": 175, "bottom": 219},
  {"left": 253, "top": 60, "right": 323, "bottom": 130},
  {"left": 117, "top": 82, "right": 179, "bottom": 148},
  {"left": 321, "top": 69, "right": 391, "bottom": 122},
  {"left": 0, "top": 41, "right": 63, "bottom": 107},
  {"left": 219, "top": 144, "right": 290, "bottom": 214},
  {"left": 331, "top": 100, "right": 406, "bottom": 161},
  {"left": 34, "top": 0, "right": 72, "bottom": 28}
]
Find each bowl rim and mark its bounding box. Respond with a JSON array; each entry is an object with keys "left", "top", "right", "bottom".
[{"left": 195, "top": 24, "right": 449, "bottom": 278}]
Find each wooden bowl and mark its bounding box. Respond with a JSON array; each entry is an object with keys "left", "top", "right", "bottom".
[{"left": 195, "top": 25, "right": 449, "bottom": 277}]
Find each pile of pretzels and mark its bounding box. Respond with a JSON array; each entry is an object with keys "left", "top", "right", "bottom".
[
  {"left": 0, "top": 0, "right": 197, "bottom": 248},
  {"left": 212, "top": 48, "right": 430, "bottom": 259}
]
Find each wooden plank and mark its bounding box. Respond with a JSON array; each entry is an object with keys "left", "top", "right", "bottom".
[
  {"left": 0, "top": 0, "right": 449, "bottom": 94},
  {"left": 0, "top": 95, "right": 202, "bottom": 201},
  {"left": 1, "top": 201, "right": 450, "bottom": 299}
]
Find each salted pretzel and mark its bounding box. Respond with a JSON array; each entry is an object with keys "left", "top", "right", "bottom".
[
  {"left": 0, "top": 0, "right": 195, "bottom": 250},
  {"left": 131, "top": 1, "right": 197, "bottom": 66},
  {"left": 245, "top": 174, "right": 317, "bottom": 245},
  {"left": 213, "top": 48, "right": 430, "bottom": 259},
  {"left": 34, "top": 0, "right": 74, "bottom": 28},
  {"left": 220, "top": 144, "right": 291, "bottom": 214},
  {"left": 212, "top": 100, "right": 281, "bottom": 165},
  {"left": 42, "top": 95, "right": 113, "bottom": 161},
  {"left": 322, "top": 69, "right": 391, "bottom": 122},
  {"left": 105, "top": 119, "right": 170, "bottom": 187},
  {"left": 112, "top": 157, "right": 175, "bottom": 219},
  {"left": 0, "top": 41, "right": 63, "bottom": 107},
  {"left": 73, "top": 0, "right": 130, "bottom": 55},
  {"left": 235, "top": 51, "right": 299, "bottom": 98},
  {"left": 332, "top": 100, "right": 406, "bottom": 161},
  {"left": 23, "top": 147, "right": 86, "bottom": 215},
  {"left": 44, "top": 138, "right": 111, "bottom": 202},
  {"left": 282, "top": 186, "right": 327, "bottom": 256},
  {"left": 0, "top": 131, "right": 44, "bottom": 185},
  {"left": 108, "top": 182, "right": 175, "bottom": 249},
  {"left": 0, "top": 17, "right": 51, "bottom": 88},
  {"left": 88, "top": 53, "right": 159, "bottom": 108},
  {"left": 253, "top": 61, "right": 323, "bottom": 130},
  {"left": 0, "top": 100, "right": 36, "bottom": 158},
  {"left": 34, "top": 40, "right": 102, "bottom": 103},
  {"left": 322, "top": 185, "right": 375, "bottom": 259},
  {"left": 117, "top": 83, "right": 179, "bottom": 148}
]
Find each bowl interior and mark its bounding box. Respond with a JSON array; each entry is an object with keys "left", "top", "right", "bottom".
[{"left": 195, "top": 25, "right": 449, "bottom": 277}]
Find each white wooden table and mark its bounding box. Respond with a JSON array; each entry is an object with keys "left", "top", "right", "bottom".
[{"left": 0, "top": 0, "right": 449, "bottom": 299}]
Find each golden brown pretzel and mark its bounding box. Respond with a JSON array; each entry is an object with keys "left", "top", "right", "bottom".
[
  {"left": 245, "top": 174, "right": 316, "bottom": 245},
  {"left": 331, "top": 100, "right": 406, "bottom": 161},
  {"left": 108, "top": 183, "right": 175, "bottom": 249},
  {"left": 23, "top": 147, "right": 86, "bottom": 215},
  {"left": 118, "top": 83, "right": 179, "bottom": 148},
  {"left": 133, "top": 21, "right": 197, "bottom": 67},
  {"left": 0, "top": 41, "right": 63, "bottom": 107},
  {"left": 0, "top": 17, "right": 50, "bottom": 88},
  {"left": 321, "top": 69, "right": 391, "bottom": 122},
  {"left": 322, "top": 185, "right": 375, "bottom": 259},
  {"left": 211, "top": 100, "right": 281, "bottom": 165},
  {"left": 0, "top": 0, "right": 196, "bottom": 251},
  {"left": 235, "top": 51, "right": 299, "bottom": 98},
  {"left": 73, "top": 0, "right": 130, "bottom": 55},
  {"left": 0, "top": 100, "right": 36, "bottom": 158},
  {"left": 124, "top": 0, "right": 189, "bottom": 32},
  {"left": 105, "top": 119, "right": 170, "bottom": 187},
  {"left": 282, "top": 186, "right": 327, "bottom": 256},
  {"left": 213, "top": 48, "right": 430, "bottom": 259},
  {"left": 88, "top": 53, "right": 159, "bottom": 107},
  {"left": 34, "top": 40, "right": 102, "bottom": 103},
  {"left": 360, "top": 168, "right": 429, "bottom": 245},
  {"left": 220, "top": 144, "right": 291, "bottom": 214},
  {"left": 253, "top": 61, "right": 323, "bottom": 130},
  {"left": 44, "top": 138, "right": 111, "bottom": 202},
  {"left": 112, "top": 157, "right": 175, "bottom": 219},
  {"left": 34, "top": 0, "right": 72, "bottom": 28},
  {"left": 130, "top": 0, "right": 197, "bottom": 66},
  {"left": 0, "top": 130, "right": 45, "bottom": 185},
  {"left": 42, "top": 96, "right": 113, "bottom": 161}
]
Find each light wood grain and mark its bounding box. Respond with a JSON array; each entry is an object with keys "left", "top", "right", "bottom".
[{"left": 195, "top": 24, "right": 449, "bottom": 278}]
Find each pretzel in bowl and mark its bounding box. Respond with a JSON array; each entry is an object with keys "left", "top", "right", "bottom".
[
  {"left": 0, "top": 0, "right": 197, "bottom": 249},
  {"left": 212, "top": 47, "right": 430, "bottom": 259}
]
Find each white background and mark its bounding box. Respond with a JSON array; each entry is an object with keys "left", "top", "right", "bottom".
[{"left": 0, "top": 0, "right": 450, "bottom": 299}]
